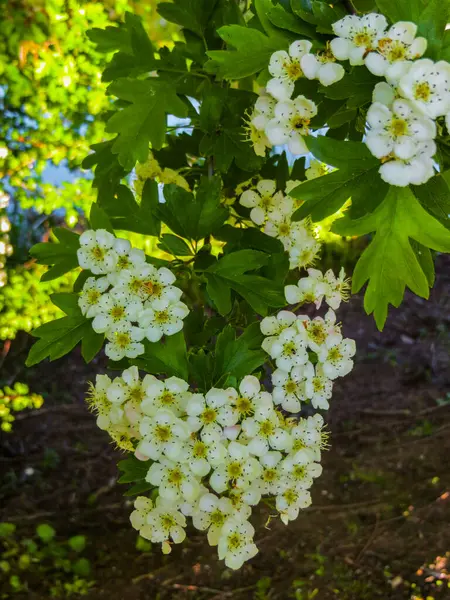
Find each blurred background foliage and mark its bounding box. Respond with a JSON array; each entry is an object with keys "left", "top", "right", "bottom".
[{"left": 0, "top": 0, "right": 177, "bottom": 372}]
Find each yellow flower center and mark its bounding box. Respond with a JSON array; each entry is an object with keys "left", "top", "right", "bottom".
[
  {"left": 293, "top": 465, "right": 306, "bottom": 479},
  {"left": 91, "top": 246, "right": 104, "bottom": 260},
  {"left": 285, "top": 60, "right": 302, "bottom": 80},
  {"left": 117, "top": 256, "right": 130, "bottom": 269},
  {"left": 167, "top": 468, "right": 183, "bottom": 485},
  {"left": 259, "top": 420, "right": 275, "bottom": 437},
  {"left": 111, "top": 306, "right": 125, "bottom": 319},
  {"left": 285, "top": 380, "right": 297, "bottom": 394},
  {"left": 293, "top": 439, "right": 306, "bottom": 452},
  {"left": 328, "top": 347, "right": 342, "bottom": 362},
  {"left": 210, "top": 510, "right": 226, "bottom": 526},
  {"left": 313, "top": 378, "right": 324, "bottom": 392},
  {"left": 263, "top": 468, "right": 277, "bottom": 482},
  {"left": 201, "top": 407, "right": 217, "bottom": 424},
  {"left": 228, "top": 461, "right": 243, "bottom": 479},
  {"left": 284, "top": 489, "right": 298, "bottom": 504},
  {"left": 228, "top": 532, "right": 243, "bottom": 550},
  {"left": 87, "top": 290, "right": 101, "bottom": 305},
  {"left": 160, "top": 391, "right": 175, "bottom": 406},
  {"left": 162, "top": 514, "right": 176, "bottom": 529},
  {"left": 235, "top": 396, "right": 253, "bottom": 416},
  {"left": 390, "top": 118, "right": 408, "bottom": 137},
  {"left": 155, "top": 424, "right": 171, "bottom": 442},
  {"left": 278, "top": 223, "right": 291, "bottom": 236},
  {"left": 284, "top": 341, "right": 297, "bottom": 356},
  {"left": 414, "top": 82, "right": 431, "bottom": 102},
  {"left": 115, "top": 333, "right": 131, "bottom": 348},
  {"left": 155, "top": 310, "right": 169, "bottom": 324},
  {"left": 309, "top": 323, "right": 326, "bottom": 344},
  {"left": 193, "top": 440, "right": 207, "bottom": 458},
  {"left": 291, "top": 116, "right": 309, "bottom": 132},
  {"left": 353, "top": 31, "right": 372, "bottom": 47}
]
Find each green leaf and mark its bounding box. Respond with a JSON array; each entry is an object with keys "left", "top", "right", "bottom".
[
  {"left": 267, "top": 2, "right": 316, "bottom": 37},
  {"left": 81, "top": 328, "right": 105, "bottom": 364},
  {"left": 89, "top": 203, "right": 114, "bottom": 233},
  {"left": 99, "top": 183, "right": 161, "bottom": 237},
  {"left": 413, "top": 172, "right": 450, "bottom": 227},
  {"left": 26, "top": 317, "right": 93, "bottom": 366},
  {"left": 205, "top": 250, "right": 286, "bottom": 316},
  {"left": 0, "top": 523, "right": 16, "bottom": 538},
  {"left": 124, "top": 481, "right": 153, "bottom": 497},
  {"left": 36, "top": 524, "right": 56, "bottom": 543},
  {"left": 332, "top": 187, "right": 450, "bottom": 330},
  {"left": 375, "top": 0, "right": 423, "bottom": 23},
  {"left": 157, "top": 0, "right": 219, "bottom": 36},
  {"left": 118, "top": 456, "right": 149, "bottom": 483},
  {"left": 133, "top": 332, "right": 189, "bottom": 380},
  {"left": 188, "top": 350, "right": 215, "bottom": 392},
  {"left": 214, "top": 323, "right": 267, "bottom": 382},
  {"left": 254, "top": 0, "right": 298, "bottom": 43},
  {"left": 68, "top": 536, "right": 86, "bottom": 553},
  {"left": 311, "top": 0, "right": 346, "bottom": 33},
  {"left": 89, "top": 13, "right": 155, "bottom": 82},
  {"left": 291, "top": 136, "right": 388, "bottom": 220},
  {"left": 72, "top": 558, "right": 91, "bottom": 577},
  {"left": 215, "top": 224, "right": 285, "bottom": 254},
  {"left": 205, "top": 25, "right": 284, "bottom": 79},
  {"left": 30, "top": 235, "right": 80, "bottom": 283},
  {"left": 321, "top": 67, "right": 380, "bottom": 109},
  {"left": 418, "top": 0, "right": 450, "bottom": 60},
  {"left": 158, "top": 234, "right": 193, "bottom": 256},
  {"left": 106, "top": 78, "right": 188, "bottom": 170},
  {"left": 50, "top": 293, "right": 81, "bottom": 317},
  {"left": 158, "top": 177, "right": 228, "bottom": 240}
]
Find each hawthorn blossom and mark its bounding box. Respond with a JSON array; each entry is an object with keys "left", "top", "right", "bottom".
[
  {"left": 239, "top": 179, "right": 293, "bottom": 225},
  {"left": 138, "top": 409, "right": 190, "bottom": 461},
  {"left": 265, "top": 96, "right": 318, "bottom": 155},
  {"left": 141, "top": 376, "right": 190, "bottom": 417},
  {"left": 139, "top": 299, "right": 189, "bottom": 342},
  {"left": 267, "top": 40, "right": 312, "bottom": 101},
  {"left": 78, "top": 276, "right": 109, "bottom": 318},
  {"left": 91, "top": 290, "right": 143, "bottom": 334},
  {"left": 317, "top": 338, "right": 356, "bottom": 380},
  {"left": 185, "top": 388, "right": 239, "bottom": 440},
  {"left": 192, "top": 493, "right": 234, "bottom": 546},
  {"left": 104, "top": 322, "right": 145, "bottom": 361},
  {"left": 77, "top": 229, "right": 118, "bottom": 274},
  {"left": 268, "top": 327, "right": 309, "bottom": 371},
  {"left": 398, "top": 59, "right": 450, "bottom": 118},
  {"left": 217, "top": 518, "right": 258, "bottom": 570},
  {"left": 301, "top": 47, "right": 345, "bottom": 86},
  {"left": 271, "top": 366, "right": 309, "bottom": 413},
  {"left": 330, "top": 13, "right": 388, "bottom": 66},
  {"left": 379, "top": 140, "right": 436, "bottom": 186}
]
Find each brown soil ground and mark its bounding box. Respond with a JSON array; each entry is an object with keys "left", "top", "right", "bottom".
[{"left": 1, "top": 256, "right": 450, "bottom": 600}]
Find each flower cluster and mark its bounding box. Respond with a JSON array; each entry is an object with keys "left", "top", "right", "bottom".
[
  {"left": 134, "top": 152, "right": 190, "bottom": 197},
  {"left": 89, "top": 366, "right": 328, "bottom": 569},
  {"left": 246, "top": 40, "right": 344, "bottom": 157},
  {"left": 247, "top": 13, "right": 450, "bottom": 187},
  {"left": 330, "top": 14, "right": 449, "bottom": 186},
  {"left": 77, "top": 229, "right": 188, "bottom": 361},
  {"left": 262, "top": 270, "right": 355, "bottom": 413},
  {"left": 239, "top": 179, "right": 321, "bottom": 270}
]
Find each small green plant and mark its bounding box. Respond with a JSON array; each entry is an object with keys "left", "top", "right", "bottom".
[
  {"left": 0, "top": 382, "right": 44, "bottom": 432},
  {"left": 0, "top": 522, "right": 94, "bottom": 597}
]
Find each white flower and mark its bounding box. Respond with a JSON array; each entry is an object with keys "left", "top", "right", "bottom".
[
  {"left": 130, "top": 496, "right": 153, "bottom": 532},
  {"left": 91, "top": 290, "right": 143, "bottom": 334},
  {"left": 77, "top": 229, "right": 118, "bottom": 274},
  {"left": 141, "top": 376, "right": 190, "bottom": 417},
  {"left": 289, "top": 414, "right": 326, "bottom": 463},
  {"left": 257, "top": 451, "right": 284, "bottom": 494},
  {"left": 373, "top": 81, "right": 396, "bottom": 106},
  {"left": 192, "top": 493, "right": 234, "bottom": 545},
  {"left": 265, "top": 96, "right": 318, "bottom": 155},
  {"left": 217, "top": 517, "right": 258, "bottom": 569},
  {"left": 209, "top": 441, "right": 262, "bottom": 493},
  {"left": 280, "top": 455, "right": 323, "bottom": 491},
  {"left": 139, "top": 299, "right": 189, "bottom": 342},
  {"left": 138, "top": 409, "right": 190, "bottom": 461},
  {"left": 267, "top": 40, "right": 312, "bottom": 101},
  {"left": 379, "top": 140, "right": 436, "bottom": 186},
  {"left": 287, "top": 236, "right": 321, "bottom": 271},
  {"left": 300, "top": 48, "right": 345, "bottom": 86},
  {"left": 284, "top": 268, "right": 328, "bottom": 308},
  {"left": 106, "top": 366, "right": 145, "bottom": 405},
  {"left": 228, "top": 486, "right": 261, "bottom": 519},
  {"left": 330, "top": 13, "right": 388, "bottom": 66},
  {"left": 271, "top": 366, "right": 309, "bottom": 413},
  {"left": 398, "top": 59, "right": 450, "bottom": 118},
  {"left": 244, "top": 118, "right": 272, "bottom": 157},
  {"left": 297, "top": 309, "right": 342, "bottom": 353},
  {"left": 145, "top": 505, "right": 187, "bottom": 551},
  {"left": 305, "top": 160, "right": 330, "bottom": 180},
  {"left": 239, "top": 179, "right": 293, "bottom": 225},
  {"left": 115, "top": 264, "right": 180, "bottom": 307},
  {"left": 365, "top": 22, "right": 427, "bottom": 79},
  {"left": 268, "top": 327, "right": 308, "bottom": 371},
  {"left": 366, "top": 99, "right": 436, "bottom": 161},
  {"left": 230, "top": 376, "right": 273, "bottom": 420},
  {"left": 147, "top": 458, "right": 202, "bottom": 503},
  {"left": 182, "top": 437, "right": 228, "bottom": 477},
  {"left": 241, "top": 405, "right": 290, "bottom": 455},
  {"left": 317, "top": 337, "right": 356, "bottom": 380},
  {"left": 275, "top": 485, "right": 312, "bottom": 524},
  {"left": 304, "top": 364, "right": 333, "bottom": 410},
  {"left": 264, "top": 212, "right": 295, "bottom": 248},
  {"left": 260, "top": 310, "right": 297, "bottom": 337},
  {"left": 251, "top": 95, "right": 276, "bottom": 131},
  {"left": 78, "top": 276, "right": 109, "bottom": 318},
  {"left": 186, "top": 388, "right": 238, "bottom": 440},
  {"left": 107, "top": 238, "right": 147, "bottom": 285},
  {"left": 322, "top": 268, "right": 351, "bottom": 310},
  {"left": 104, "top": 322, "right": 145, "bottom": 361}
]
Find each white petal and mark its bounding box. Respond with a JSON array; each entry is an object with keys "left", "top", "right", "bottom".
[
  {"left": 287, "top": 132, "right": 308, "bottom": 156},
  {"left": 393, "top": 136, "right": 417, "bottom": 160},
  {"left": 365, "top": 52, "right": 388, "bottom": 77},
  {"left": 318, "top": 62, "right": 345, "bottom": 87},
  {"left": 373, "top": 82, "right": 395, "bottom": 106},
  {"left": 240, "top": 190, "right": 260, "bottom": 208},
  {"left": 365, "top": 132, "right": 393, "bottom": 158},
  {"left": 289, "top": 40, "right": 312, "bottom": 59},
  {"left": 266, "top": 78, "right": 294, "bottom": 102},
  {"left": 330, "top": 37, "right": 351, "bottom": 61}
]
